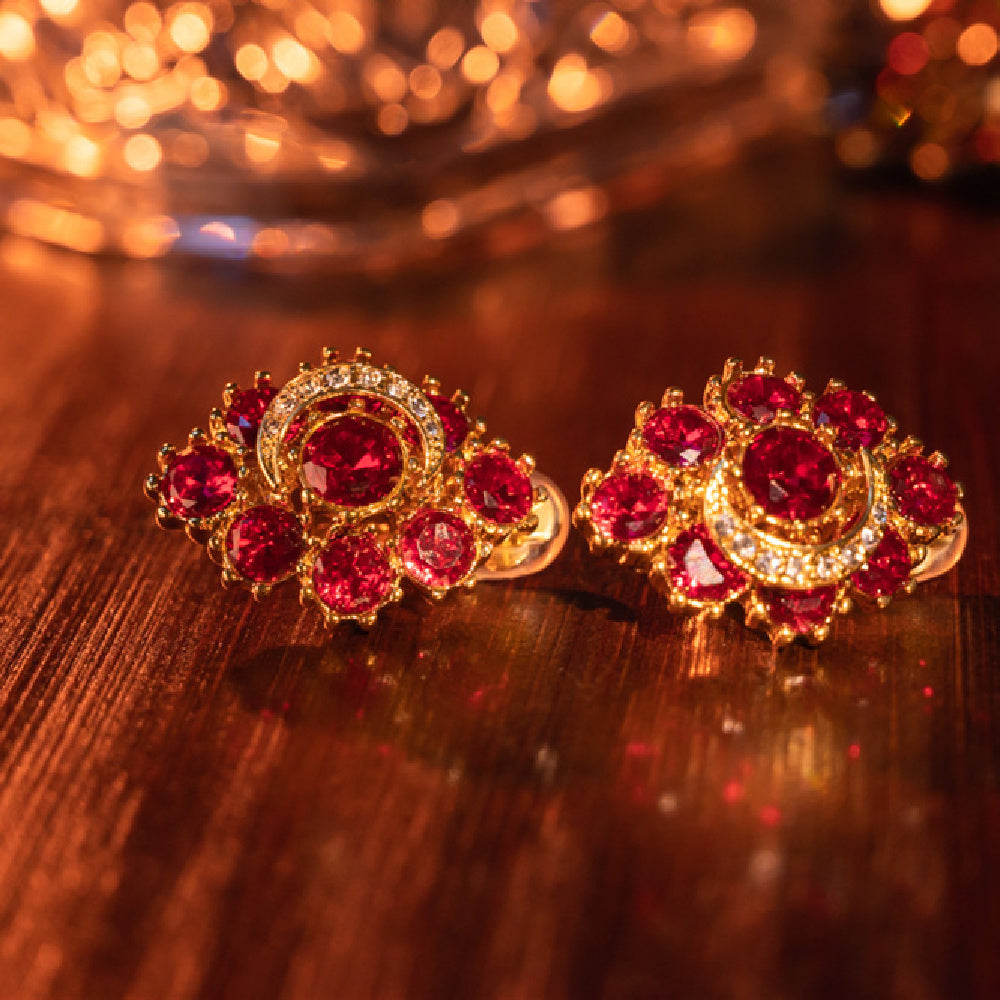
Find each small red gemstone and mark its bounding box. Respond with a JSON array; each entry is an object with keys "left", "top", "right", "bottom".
[
  {"left": 161, "top": 445, "right": 238, "bottom": 519},
  {"left": 313, "top": 536, "right": 395, "bottom": 615},
  {"left": 889, "top": 455, "right": 957, "bottom": 526},
  {"left": 743, "top": 427, "right": 841, "bottom": 520},
  {"left": 318, "top": 395, "right": 421, "bottom": 454},
  {"left": 852, "top": 526, "right": 911, "bottom": 598},
  {"left": 727, "top": 374, "right": 801, "bottom": 424},
  {"left": 668, "top": 524, "right": 747, "bottom": 601},
  {"left": 401, "top": 509, "right": 476, "bottom": 587},
  {"left": 428, "top": 394, "right": 470, "bottom": 452},
  {"left": 642, "top": 405, "right": 724, "bottom": 468},
  {"left": 464, "top": 452, "right": 532, "bottom": 525},
  {"left": 814, "top": 389, "right": 888, "bottom": 450},
  {"left": 301, "top": 415, "right": 404, "bottom": 507},
  {"left": 589, "top": 472, "right": 670, "bottom": 541},
  {"left": 226, "top": 505, "right": 304, "bottom": 583},
  {"left": 224, "top": 387, "right": 276, "bottom": 449},
  {"left": 759, "top": 586, "right": 837, "bottom": 633}
]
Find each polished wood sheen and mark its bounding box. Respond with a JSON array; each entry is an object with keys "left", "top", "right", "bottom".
[{"left": 0, "top": 189, "right": 997, "bottom": 1000}]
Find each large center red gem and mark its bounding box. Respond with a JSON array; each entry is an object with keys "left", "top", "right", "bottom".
[
  {"left": 400, "top": 509, "right": 476, "bottom": 587},
  {"left": 742, "top": 427, "right": 841, "bottom": 520},
  {"left": 301, "top": 415, "right": 403, "bottom": 507}
]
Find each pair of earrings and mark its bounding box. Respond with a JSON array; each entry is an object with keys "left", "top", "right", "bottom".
[{"left": 146, "top": 349, "right": 966, "bottom": 647}]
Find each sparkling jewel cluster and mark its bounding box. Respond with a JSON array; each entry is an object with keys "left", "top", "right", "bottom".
[
  {"left": 574, "top": 357, "right": 964, "bottom": 645},
  {"left": 146, "top": 348, "right": 541, "bottom": 626}
]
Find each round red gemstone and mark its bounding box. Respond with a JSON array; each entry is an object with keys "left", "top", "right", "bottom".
[
  {"left": 400, "top": 509, "right": 476, "bottom": 587},
  {"left": 889, "top": 455, "right": 957, "bottom": 526},
  {"left": 318, "top": 395, "right": 421, "bottom": 454},
  {"left": 589, "top": 472, "right": 670, "bottom": 541},
  {"left": 814, "top": 389, "right": 888, "bottom": 450},
  {"left": 852, "top": 526, "right": 911, "bottom": 598},
  {"left": 224, "top": 386, "right": 276, "bottom": 450},
  {"left": 161, "top": 445, "right": 238, "bottom": 519},
  {"left": 668, "top": 524, "right": 747, "bottom": 601},
  {"left": 759, "top": 586, "right": 837, "bottom": 633},
  {"left": 226, "top": 505, "right": 304, "bottom": 583},
  {"left": 727, "top": 374, "right": 801, "bottom": 424},
  {"left": 313, "top": 536, "right": 395, "bottom": 615},
  {"left": 464, "top": 451, "right": 532, "bottom": 525},
  {"left": 428, "top": 394, "right": 470, "bottom": 452},
  {"left": 743, "top": 427, "right": 841, "bottom": 520},
  {"left": 301, "top": 415, "right": 404, "bottom": 507},
  {"left": 642, "top": 405, "right": 723, "bottom": 468}
]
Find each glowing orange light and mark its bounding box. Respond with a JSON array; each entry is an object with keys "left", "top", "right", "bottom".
[
  {"left": 480, "top": 11, "right": 518, "bottom": 53},
  {"left": 879, "top": 0, "right": 932, "bottom": 21},
  {"left": 40, "top": 0, "right": 78, "bottom": 17},
  {"left": 64, "top": 135, "right": 100, "bottom": 177},
  {"left": 327, "top": 10, "right": 365, "bottom": 55},
  {"left": 273, "top": 37, "right": 315, "bottom": 82},
  {"left": 956, "top": 23, "right": 998, "bottom": 66},
  {"left": 544, "top": 186, "right": 607, "bottom": 230},
  {"left": 590, "top": 11, "right": 632, "bottom": 53},
  {"left": 910, "top": 141, "right": 948, "bottom": 179},
  {"left": 122, "top": 215, "right": 180, "bottom": 257},
  {"left": 316, "top": 140, "right": 352, "bottom": 171},
  {"left": 548, "top": 54, "right": 605, "bottom": 112},
  {"left": 115, "top": 95, "right": 151, "bottom": 129},
  {"left": 836, "top": 127, "right": 878, "bottom": 168},
  {"left": 123, "top": 133, "right": 162, "bottom": 171},
  {"left": 235, "top": 44, "right": 268, "bottom": 82},
  {"left": 409, "top": 64, "right": 442, "bottom": 100},
  {"left": 0, "top": 12, "right": 35, "bottom": 61},
  {"left": 8, "top": 200, "right": 104, "bottom": 252},
  {"left": 887, "top": 32, "right": 930, "bottom": 75},
  {"left": 376, "top": 103, "right": 408, "bottom": 136},
  {"left": 170, "top": 7, "right": 212, "bottom": 54},
  {"left": 169, "top": 131, "right": 209, "bottom": 167},
  {"left": 462, "top": 45, "right": 500, "bottom": 85},
  {"left": 365, "top": 54, "right": 407, "bottom": 102},
  {"left": 190, "top": 76, "right": 224, "bottom": 111},
  {"left": 0, "top": 118, "right": 31, "bottom": 158},
  {"left": 486, "top": 71, "right": 521, "bottom": 113},
  {"left": 421, "top": 199, "right": 460, "bottom": 239},
  {"left": 245, "top": 131, "right": 281, "bottom": 163},
  {"left": 252, "top": 228, "right": 290, "bottom": 257},
  {"left": 687, "top": 8, "right": 756, "bottom": 62},
  {"left": 125, "top": 2, "right": 161, "bottom": 41},
  {"left": 924, "top": 17, "right": 960, "bottom": 59},
  {"left": 200, "top": 220, "right": 235, "bottom": 241},
  {"left": 427, "top": 27, "right": 464, "bottom": 70},
  {"left": 122, "top": 42, "right": 160, "bottom": 81}
]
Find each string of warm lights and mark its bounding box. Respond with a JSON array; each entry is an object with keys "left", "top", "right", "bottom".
[{"left": 0, "top": 1, "right": 822, "bottom": 262}]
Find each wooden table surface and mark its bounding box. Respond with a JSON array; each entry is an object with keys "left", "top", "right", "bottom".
[{"left": 0, "top": 179, "right": 997, "bottom": 1000}]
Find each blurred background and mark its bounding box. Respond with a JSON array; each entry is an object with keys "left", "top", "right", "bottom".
[{"left": 2, "top": 4, "right": 1000, "bottom": 1000}]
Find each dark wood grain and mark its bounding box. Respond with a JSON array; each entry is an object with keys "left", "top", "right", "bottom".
[{"left": 0, "top": 184, "right": 998, "bottom": 1000}]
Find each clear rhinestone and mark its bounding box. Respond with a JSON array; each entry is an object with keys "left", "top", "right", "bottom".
[
  {"left": 840, "top": 546, "right": 862, "bottom": 569},
  {"left": 733, "top": 532, "right": 755, "bottom": 559},
  {"left": 873, "top": 504, "right": 888, "bottom": 526},
  {"left": 755, "top": 550, "right": 782, "bottom": 576},
  {"left": 325, "top": 366, "right": 349, "bottom": 389},
  {"left": 411, "top": 394, "right": 430, "bottom": 418},
  {"left": 360, "top": 368, "right": 381, "bottom": 389},
  {"left": 816, "top": 555, "right": 837, "bottom": 578},
  {"left": 860, "top": 526, "right": 879, "bottom": 551},
  {"left": 387, "top": 379, "right": 404, "bottom": 399},
  {"left": 713, "top": 515, "right": 736, "bottom": 538},
  {"left": 785, "top": 556, "right": 804, "bottom": 580}
]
